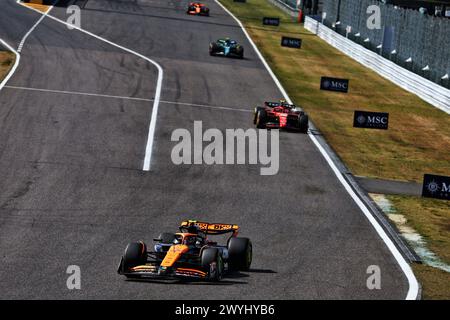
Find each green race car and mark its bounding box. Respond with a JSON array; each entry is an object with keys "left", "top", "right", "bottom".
[{"left": 209, "top": 38, "right": 244, "bottom": 59}]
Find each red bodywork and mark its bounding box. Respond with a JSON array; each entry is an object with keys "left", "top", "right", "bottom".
[{"left": 255, "top": 101, "right": 308, "bottom": 131}]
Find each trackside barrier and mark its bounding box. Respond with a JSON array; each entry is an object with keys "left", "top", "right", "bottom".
[
  {"left": 304, "top": 16, "right": 450, "bottom": 115},
  {"left": 267, "top": 0, "right": 298, "bottom": 18}
]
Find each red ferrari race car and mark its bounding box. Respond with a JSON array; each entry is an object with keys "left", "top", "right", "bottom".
[
  {"left": 187, "top": 2, "right": 210, "bottom": 16},
  {"left": 253, "top": 100, "right": 309, "bottom": 133}
]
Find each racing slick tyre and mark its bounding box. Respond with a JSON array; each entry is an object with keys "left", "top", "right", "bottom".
[
  {"left": 201, "top": 248, "right": 224, "bottom": 281},
  {"left": 120, "top": 241, "right": 147, "bottom": 276},
  {"left": 228, "top": 237, "right": 252, "bottom": 271},
  {"left": 254, "top": 107, "right": 265, "bottom": 124},
  {"left": 255, "top": 108, "right": 267, "bottom": 129},
  {"left": 158, "top": 232, "right": 176, "bottom": 244},
  {"left": 209, "top": 42, "right": 219, "bottom": 56},
  {"left": 297, "top": 113, "right": 309, "bottom": 134},
  {"left": 236, "top": 47, "right": 244, "bottom": 59}
]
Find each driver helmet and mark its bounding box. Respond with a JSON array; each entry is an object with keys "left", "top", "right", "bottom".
[{"left": 187, "top": 225, "right": 200, "bottom": 234}]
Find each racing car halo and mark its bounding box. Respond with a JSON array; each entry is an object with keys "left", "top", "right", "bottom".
[
  {"left": 118, "top": 220, "right": 252, "bottom": 281},
  {"left": 254, "top": 100, "right": 309, "bottom": 133},
  {"left": 209, "top": 38, "right": 244, "bottom": 59}
]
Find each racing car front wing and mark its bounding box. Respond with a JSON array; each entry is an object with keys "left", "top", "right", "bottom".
[{"left": 120, "top": 264, "right": 208, "bottom": 280}]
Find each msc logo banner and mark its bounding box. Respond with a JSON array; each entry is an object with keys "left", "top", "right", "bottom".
[
  {"left": 281, "top": 36, "right": 302, "bottom": 49},
  {"left": 353, "top": 110, "right": 389, "bottom": 130},
  {"left": 320, "top": 77, "right": 349, "bottom": 93},
  {"left": 422, "top": 174, "right": 450, "bottom": 200},
  {"left": 263, "top": 17, "right": 280, "bottom": 26}
]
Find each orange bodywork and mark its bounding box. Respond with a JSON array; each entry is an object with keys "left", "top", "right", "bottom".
[
  {"left": 160, "top": 244, "right": 189, "bottom": 267},
  {"left": 180, "top": 221, "right": 239, "bottom": 236},
  {"left": 188, "top": 3, "right": 206, "bottom": 14},
  {"left": 176, "top": 268, "right": 207, "bottom": 277}
]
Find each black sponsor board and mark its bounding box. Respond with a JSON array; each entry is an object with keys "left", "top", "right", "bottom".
[
  {"left": 263, "top": 17, "right": 280, "bottom": 26},
  {"left": 281, "top": 36, "right": 302, "bottom": 49},
  {"left": 233, "top": 0, "right": 246, "bottom": 2},
  {"left": 353, "top": 110, "right": 389, "bottom": 130},
  {"left": 320, "top": 76, "right": 349, "bottom": 93},
  {"left": 422, "top": 174, "right": 450, "bottom": 200}
]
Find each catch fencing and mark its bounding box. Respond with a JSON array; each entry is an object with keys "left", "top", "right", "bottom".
[
  {"left": 304, "top": 16, "right": 450, "bottom": 114},
  {"left": 321, "top": 0, "right": 450, "bottom": 88}
]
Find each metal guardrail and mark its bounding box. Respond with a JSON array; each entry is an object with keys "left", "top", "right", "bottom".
[{"left": 304, "top": 16, "right": 450, "bottom": 115}]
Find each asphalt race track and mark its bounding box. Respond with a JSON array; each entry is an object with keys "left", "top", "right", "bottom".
[{"left": 0, "top": 0, "right": 411, "bottom": 299}]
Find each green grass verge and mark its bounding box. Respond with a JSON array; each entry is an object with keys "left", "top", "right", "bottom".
[
  {"left": 220, "top": 0, "right": 450, "bottom": 183},
  {"left": 0, "top": 51, "right": 15, "bottom": 83},
  {"left": 385, "top": 195, "right": 450, "bottom": 299},
  {"left": 218, "top": 0, "right": 450, "bottom": 300},
  {"left": 413, "top": 264, "right": 450, "bottom": 300},
  {"left": 387, "top": 195, "right": 450, "bottom": 264}
]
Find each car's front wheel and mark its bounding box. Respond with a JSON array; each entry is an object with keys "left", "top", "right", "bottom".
[
  {"left": 209, "top": 43, "right": 218, "bottom": 56},
  {"left": 254, "top": 107, "right": 265, "bottom": 124},
  {"left": 256, "top": 109, "right": 267, "bottom": 129},
  {"left": 120, "top": 241, "right": 147, "bottom": 276},
  {"left": 297, "top": 113, "right": 309, "bottom": 134}
]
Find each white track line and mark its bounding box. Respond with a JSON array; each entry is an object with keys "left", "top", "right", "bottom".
[
  {"left": 1, "top": 1, "right": 52, "bottom": 92},
  {"left": 4, "top": 85, "right": 154, "bottom": 102},
  {"left": 215, "top": 0, "right": 419, "bottom": 300},
  {"left": 17, "top": 1, "right": 163, "bottom": 171},
  {"left": 4, "top": 85, "right": 250, "bottom": 112},
  {"left": 160, "top": 100, "right": 251, "bottom": 112},
  {"left": 17, "top": 2, "right": 54, "bottom": 53},
  {"left": 0, "top": 39, "right": 20, "bottom": 91}
]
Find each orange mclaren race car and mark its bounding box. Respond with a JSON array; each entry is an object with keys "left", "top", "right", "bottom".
[
  {"left": 117, "top": 220, "right": 252, "bottom": 281},
  {"left": 186, "top": 2, "right": 210, "bottom": 16}
]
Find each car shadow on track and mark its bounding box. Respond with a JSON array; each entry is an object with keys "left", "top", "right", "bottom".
[
  {"left": 125, "top": 278, "right": 247, "bottom": 286},
  {"left": 247, "top": 268, "right": 277, "bottom": 274},
  {"left": 210, "top": 55, "right": 249, "bottom": 61}
]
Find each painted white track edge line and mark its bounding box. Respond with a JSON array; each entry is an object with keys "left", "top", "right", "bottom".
[
  {"left": 16, "top": 0, "right": 163, "bottom": 172},
  {"left": 0, "top": 39, "right": 20, "bottom": 91},
  {"left": 17, "top": 2, "right": 54, "bottom": 53},
  {"left": 214, "top": 0, "right": 419, "bottom": 300}
]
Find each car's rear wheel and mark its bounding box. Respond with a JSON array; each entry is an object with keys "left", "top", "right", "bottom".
[
  {"left": 256, "top": 109, "right": 267, "bottom": 129},
  {"left": 120, "top": 241, "right": 147, "bottom": 275},
  {"left": 201, "top": 248, "right": 224, "bottom": 281},
  {"left": 297, "top": 113, "right": 309, "bottom": 133},
  {"left": 228, "top": 237, "right": 252, "bottom": 271}
]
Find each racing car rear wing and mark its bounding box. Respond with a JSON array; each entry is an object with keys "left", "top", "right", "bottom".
[
  {"left": 180, "top": 220, "right": 239, "bottom": 235},
  {"left": 264, "top": 101, "right": 296, "bottom": 108}
]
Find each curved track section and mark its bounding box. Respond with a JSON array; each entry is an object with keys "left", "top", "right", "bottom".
[{"left": 0, "top": 0, "right": 412, "bottom": 299}]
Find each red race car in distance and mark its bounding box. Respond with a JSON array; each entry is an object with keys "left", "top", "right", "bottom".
[
  {"left": 187, "top": 2, "right": 210, "bottom": 16},
  {"left": 254, "top": 100, "right": 309, "bottom": 133}
]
